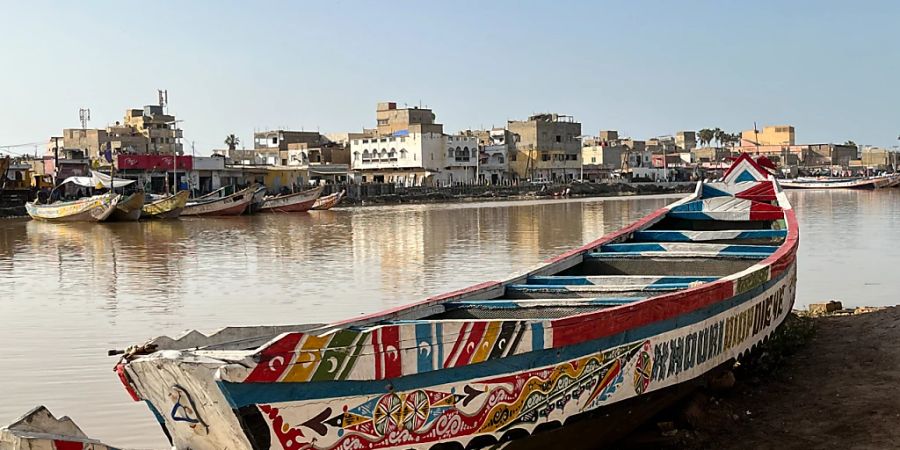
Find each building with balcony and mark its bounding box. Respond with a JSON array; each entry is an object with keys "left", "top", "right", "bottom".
[
  {"left": 507, "top": 113, "right": 581, "bottom": 181},
  {"left": 479, "top": 128, "right": 515, "bottom": 185}
]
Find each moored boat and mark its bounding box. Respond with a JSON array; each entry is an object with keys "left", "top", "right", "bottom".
[
  {"left": 258, "top": 185, "right": 324, "bottom": 213},
  {"left": 109, "top": 192, "right": 146, "bottom": 221},
  {"left": 25, "top": 193, "right": 120, "bottom": 222},
  {"left": 311, "top": 189, "right": 345, "bottom": 210},
  {"left": 779, "top": 174, "right": 895, "bottom": 189},
  {"left": 181, "top": 187, "right": 254, "bottom": 217},
  {"left": 99, "top": 154, "right": 798, "bottom": 450},
  {"left": 142, "top": 190, "right": 190, "bottom": 219}
]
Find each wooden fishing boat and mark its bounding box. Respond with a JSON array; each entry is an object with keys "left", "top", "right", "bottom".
[
  {"left": 25, "top": 193, "right": 119, "bottom": 222},
  {"left": 96, "top": 154, "right": 797, "bottom": 450},
  {"left": 142, "top": 190, "right": 190, "bottom": 219},
  {"left": 311, "top": 189, "right": 345, "bottom": 210},
  {"left": 182, "top": 187, "right": 254, "bottom": 217},
  {"left": 109, "top": 192, "right": 146, "bottom": 221},
  {"left": 248, "top": 185, "right": 268, "bottom": 214},
  {"left": 259, "top": 186, "right": 324, "bottom": 213},
  {"left": 779, "top": 174, "right": 894, "bottom": 189}
]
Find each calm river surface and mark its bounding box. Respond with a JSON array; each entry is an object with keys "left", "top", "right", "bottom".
[{"left": 0, "top": 190, "right": 898, "bottom": 448}]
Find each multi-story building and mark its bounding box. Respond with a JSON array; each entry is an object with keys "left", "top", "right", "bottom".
[
  {"left": 676, "top": 131, "right": 697, "bottom": 150},
  {"left": 349, "top": 102, "right": 478, "bottom": 185},
  {"left": 375, "top": 102, "right": 443, "bottom": 135},
  {"left": 741, "top": 125, "right": 795, "bottom": 146},
  {"left": 507, "top": 113, "right": 581, "bottom": 181},
  {"left": 58, "top": 103, "right": 183, "bottom": 160},
  {"left": 253, "top": 130, "right": 324, "bottom": 166},
  {"left": 479, "top": 128, "right": 515, "bottom": 185},
  {"left": 123, "top": 105, "right": 184, "bottom": 154}
]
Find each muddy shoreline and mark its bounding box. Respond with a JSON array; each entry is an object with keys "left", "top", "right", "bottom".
[{"left": 617, "top": 306, "right": 900, "bottom": 449}]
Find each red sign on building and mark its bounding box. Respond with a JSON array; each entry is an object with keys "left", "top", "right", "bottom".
[{"left": 117, "top": 155, "right": 193, "bottom": 171}]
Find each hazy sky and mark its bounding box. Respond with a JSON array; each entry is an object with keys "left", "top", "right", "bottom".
[{"left": 2, "top": 0, "right": 899, "bottom": 155}]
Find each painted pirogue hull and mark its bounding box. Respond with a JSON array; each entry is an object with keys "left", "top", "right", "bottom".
[
  {"left": 25, "top": 193, "right": 119, "bottom": 222},
  {"left": 259, "top": 186, "right": 324, "bottom": 213},
  {"left": 780, "top": 174, "right": 896, "bottom": 189},
  {"left": 107, "top": 154, "right": 799, "bottom": 450},
  {"left": 182, "top": 188, "right": 254, "bottom": 216},
  {"left": 109, "top": 193, "right": 146, "bottom": 221},
  {"left": 142, "top": 191, "right": 190, "bottom": 219},
  {"left": 312, "top": 190, "right": 344, "bottom": 210}
]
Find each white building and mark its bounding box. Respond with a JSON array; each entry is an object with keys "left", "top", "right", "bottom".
[
  {"left": 480, "top": 128, "right": 513, "bottom": 185},
  {"left": 350, "top": 132, "right": 478, "bottom": 186}
]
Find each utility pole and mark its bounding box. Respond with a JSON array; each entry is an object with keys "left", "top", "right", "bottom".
[{"left": 53, "top": 137, "right": 60, "bottom": 185}]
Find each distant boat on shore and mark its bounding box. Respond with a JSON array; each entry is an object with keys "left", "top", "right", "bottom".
[
  {"left": 109, "top": 192, "right": 145, "bottom": 222},
  {"left": 182, "top": 187, "right": 255, "bottom": 217},
  {"left": 779, "top": 173, "right": 899, "bottom": 190},
  {"left": 25, "top": 193, "right": 119, "bottom": 222},
  {"left": 141, "top": 191, "right": 189, "bottom": 219},
  {"left": 311, "top": 189, "right": 345, "bottom": 210},
  {"left": 258, "top": 185, "right": 324, "bottom": 213}
]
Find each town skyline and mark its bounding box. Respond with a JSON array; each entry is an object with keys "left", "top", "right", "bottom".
[{"left": 2, "top": 1, "right": 900, "bottom": 154}]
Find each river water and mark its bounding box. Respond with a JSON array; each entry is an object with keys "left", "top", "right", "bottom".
[{"left": 0, "top": 190, "right": 897, "bottom": 448}]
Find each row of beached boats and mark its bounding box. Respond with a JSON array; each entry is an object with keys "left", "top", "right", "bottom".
[
  {"left": 779, "top": 172, "right": 900, "bottom": 190},
  {"left": 25, "top": 174, "right": 345, "bottom": 222},
  {"left": 3, "top": 154, "right": 800, "bottom": 450}
]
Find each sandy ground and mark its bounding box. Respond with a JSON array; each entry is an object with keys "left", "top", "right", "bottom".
[{"left": 641, "top": 307, "right": 900, "bottom": 449}]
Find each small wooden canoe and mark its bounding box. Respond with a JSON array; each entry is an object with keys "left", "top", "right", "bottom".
[
  {"left": 311, "top": 189, "right": 344, "bottom": 210},
  {"left": 141, "top": 191, "right": 190, "bottom": 219},
  {"left": 109, "top": 192, "right": 146, "bottom": 222},
  {"left": 259, "top": 186, "right": 324, "bottom": 213},
  {"left": 182, "top": 187, "right": 254, "bottom": 217},
  {"left": 25, "top": 193, "right": 119, "bottom": 222},
  {"left": 108, "top": 154, "right": 799, "bottom": 450}
]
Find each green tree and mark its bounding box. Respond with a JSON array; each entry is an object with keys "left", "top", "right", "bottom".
[
  {"left": 698, "top": 128, "right": 715, "bottom": 148},
  {"left": 224, "top": 134, "right": 240, "bottom": 151}
]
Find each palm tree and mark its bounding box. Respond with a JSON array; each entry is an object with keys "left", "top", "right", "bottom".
[
  {"left": 698, "top": 128, "right": 715, "bottom": 148},
  {"left": 224, "top": 134, "right": 240, "bottom": 151}
]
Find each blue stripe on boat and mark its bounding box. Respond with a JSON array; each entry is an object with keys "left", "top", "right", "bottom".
[
  {"left": 415, "top": 323, "right": 433, "bottom": 372},
  {"left": 217, "top": 267, "right": 792, "bottom": 407},
  {"left": 720, "top": 245, "right": 778, "bottom": 255},
  {"left": 631, "top": 230, "right": 787, "bottom": 242},
  {"left": 599, "top": 243, "right": 667, "bottom": 253},
  {"left": 531, "top": 322, "right": 544, "bottom": 351},
  {"left": 507, "top": 283, "right": 701, "bottom": 292}
]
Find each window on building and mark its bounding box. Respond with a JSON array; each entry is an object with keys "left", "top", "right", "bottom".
[
  {"left": 353, "top": 151, "right": 360, "bottom": 161},
  {"left": 591, "top": 156, "right": 596, "bottom": 163},
  {"left": 510, "top": 153, "right": 517, "bottom": 161},
  {"left": 556, "top": 135, "right": 561, "bottom": 143},
  {"left": 282, "top": 159, "right": 288, "bottom": 165},
  {"left": 272, "top": 137, "right": 278, "bottom": 144},
  {"left": 542, "top": 154, "right": 551, "bottom": 161}
]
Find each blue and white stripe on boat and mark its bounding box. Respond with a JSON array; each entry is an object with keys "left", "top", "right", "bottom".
[{"left": 525, "top": 275, "right": 719, "bottom": 286}]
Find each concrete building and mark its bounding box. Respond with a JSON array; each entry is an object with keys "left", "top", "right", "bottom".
[
  {"left": 741, "top": 125, "right": 795, "bottom": 146},
  {"left": 350, "top": 132, "right": 477, "bottom": 185},
  {"left": 375, "top": 102, "right": 443, "bottom": 135},
  {"left": 676, "top": 131, "right": 697, "bottom": 150},
  {"left": 58, "top": 103, "right": 183, "bottom": 160},
  {"left": 479, "top": 128, "right": 515, "bottom": 185},
  {"left": 349, "top": 102, "right": 478, "bottom": 185},
  {"left": 859, "top": 147, "right": 900, "bottom": 171},
  {"left": 122, "top": 105, "right": 183, "bottom": 154},
  {"left": 507, "top": 113, "right": 581, "bottom": 181}
]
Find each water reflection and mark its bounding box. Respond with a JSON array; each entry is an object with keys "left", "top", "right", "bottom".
[{"left": 0, "top": 190, "right": 896, "bottom": 447}]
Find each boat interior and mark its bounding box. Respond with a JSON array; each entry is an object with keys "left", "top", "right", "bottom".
[{"left": 156, "top": 186, "right": 787, "bottom": 354}]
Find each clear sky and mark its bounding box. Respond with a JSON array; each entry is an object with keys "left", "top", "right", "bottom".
[{"left": 2, "top": 0, "right": 898, "bottom": 155}]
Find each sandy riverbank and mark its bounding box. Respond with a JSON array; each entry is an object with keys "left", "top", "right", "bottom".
[{"left": 618, "top": 307, "right": 900, "bottom": 449}]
